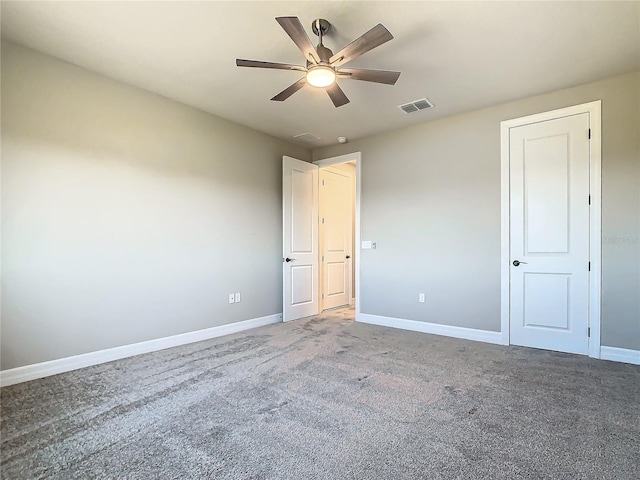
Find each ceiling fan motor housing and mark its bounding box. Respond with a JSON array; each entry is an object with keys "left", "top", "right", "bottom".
[{"left": 315, "top": 44, "right": 333, "bottom": 64}]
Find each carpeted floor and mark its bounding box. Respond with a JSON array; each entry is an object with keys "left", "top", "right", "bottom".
[{"left": 1, "top": 307, "right": 639, "bottom": 479}]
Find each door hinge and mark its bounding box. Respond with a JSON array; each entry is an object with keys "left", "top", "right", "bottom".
[
  {"left": 322, "top": 217, "right": 325, "bottom": 224},
  {"left": 588, "top": 194, "right": 591, "bottom": 205},
  {"left": 322, "top": 179, "right": 325, "bottom": 186},
  {"left": 322, "top": 293, "right": 325, "bottom": 299},
  {"left": 588, "top": 327, "right": 591, "bottom": 338},
  {"left": 588, "top": 261, "right": 591, "bottom": 271},
  {"left": 322, "top": 255, "right": 324, "bottom": 262},
  {"left": 588, "top": 128, "right": 591, "bottom": 139}
]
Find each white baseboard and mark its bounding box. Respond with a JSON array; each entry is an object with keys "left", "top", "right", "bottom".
[
  {"left": 357, "top": 313, "right": 504, "bottom": 345},
  {"left": 600, "top": 346, "right": 640, "bottom": 366},
  {"left": 0, "top": 313, "right": 282, "bottom": 387}
]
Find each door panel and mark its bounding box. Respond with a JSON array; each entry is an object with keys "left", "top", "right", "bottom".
[
  {"left": 524, "top": 134, "right": 570, "bottom": 253},
  {"left": 509, "top": 113, "right": 590, "bottom": 355},
  {"left": 283, "top": 157, "right": 319, "bottom": 321},
  {"left": 326, "top": 262, "right": 347, "bottom": 296},
  {"left": 291, "top": 169, "right": 314, "bottom": 253},
  {"left": 319, "top": 167, "right": 352, "bottom": 310},
  {"left": 291, "top": 265, "right": 314, "bottom": 305},
  {"left": 523, "top": 273, "right": 570, "bottom": 329}
]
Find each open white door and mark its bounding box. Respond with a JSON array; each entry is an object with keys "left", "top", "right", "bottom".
[{"left": 283, "top": 156, "right": 319, "bottom": 322}]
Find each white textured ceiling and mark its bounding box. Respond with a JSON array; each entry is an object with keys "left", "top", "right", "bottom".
[{"left": 2, "top": 1, "right": 639, "bottom": 148}]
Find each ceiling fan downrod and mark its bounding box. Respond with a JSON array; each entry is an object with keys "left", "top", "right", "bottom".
[{"left": 312, "top": 19, "right": 334, "bottom": 64}]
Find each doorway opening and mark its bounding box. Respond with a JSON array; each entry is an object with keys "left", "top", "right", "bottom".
[
  {"left": 281, "top": 152, "right": 361, "bottom": 323},
  {"left": 314, "top": 153, "right": 360, "bottom": 315}
]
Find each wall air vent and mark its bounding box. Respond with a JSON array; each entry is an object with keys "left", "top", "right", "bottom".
[
  {"left": 398, "top": 98, "right": 434, "bottom": 114},
  {"left": 293, "top": 132, "right": 322, "bottom": 143}
]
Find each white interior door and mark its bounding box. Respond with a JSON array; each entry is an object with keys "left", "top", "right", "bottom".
[
  {"left": 319, "top": 167, "right": 353, "bottom": 310},
  {"left": 283, "top": 156, "right": 319, "bottom": 322},
  {"left": 509, "top": 113, "right": 590, "bottom": 355}
]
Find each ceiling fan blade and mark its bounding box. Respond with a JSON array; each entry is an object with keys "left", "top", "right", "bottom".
[
  {"left": 271, "top": 77, "right": 307, "bottom": 102},
  {"left": 337, "top": 68, "right": 401, "bottom": 85},
  {"left": 276, "top": 17, "right": 321, "bottom": 64},
  {"left": 326, "top": 83, "right": 350, "bottom": 107},
  {"left": 236, "top": 59, "right": 306, "bottom": 72},
  {"left": 330, "top": 24, "right": 394, "bottom": 67}
]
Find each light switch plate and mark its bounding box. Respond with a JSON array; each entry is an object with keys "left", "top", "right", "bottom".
[
  {"left": 228, "top": 294, "right": 235, "bottom": 304},
  {"left": 362, "top": 240, "right": 372, "bottom": 249}
]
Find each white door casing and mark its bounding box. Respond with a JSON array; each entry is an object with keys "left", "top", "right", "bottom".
[
  {"left": 501, "top": 101, "right": 602, "bottom": 358},
  {"left": 319, "top": 167, "right": 353, "bottom": 310},
  {"left": 283, "top": 156, "right": 319, "bottom": 322}
]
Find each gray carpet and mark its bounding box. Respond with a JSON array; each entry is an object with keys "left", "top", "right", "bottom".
[{"left": 1, "top": 307, "right": 639, "bottom": 479}]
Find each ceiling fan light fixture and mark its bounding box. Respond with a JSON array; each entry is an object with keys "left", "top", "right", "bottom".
[{"left": 306, "top": 65, "right": 336, "bottom": 88}]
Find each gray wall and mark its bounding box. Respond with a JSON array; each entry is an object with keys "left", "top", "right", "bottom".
[
  {"left": 1, "top": 42, "right": 310, "bottom": 370},
  {"left": 313, "top": 72, "right": 640, "bottom": 351}
]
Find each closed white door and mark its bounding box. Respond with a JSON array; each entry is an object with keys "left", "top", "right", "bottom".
[
  {"left": 509, "top": 113, "right": 590, "bottom": 355},
  {"left": 283, "top": 156, "right": 319, "bottom": 322},
  {"left": 319, "top": 167, "right": 353, "bottom": 310}
]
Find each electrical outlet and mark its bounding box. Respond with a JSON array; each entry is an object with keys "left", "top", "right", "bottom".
[
  {"left": 419, "top": 293, "right": 425, "bottom": 303},
  {"left": 235, "top": 292, "right": 241, "bottom": 303},
  {"left": 228, "top": 293, "right": 235, "bottom": 304}
]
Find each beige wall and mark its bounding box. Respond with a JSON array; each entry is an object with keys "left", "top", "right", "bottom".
[
  {"left": 1, "top": 42, "right": 311, "bottom": 370},
  {"left": 313, "top": 72, "right": 640, "bottom": 351}
]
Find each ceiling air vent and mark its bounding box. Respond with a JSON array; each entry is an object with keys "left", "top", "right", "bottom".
[
  {"left": 398, "top": 98, "right": 434, "bottom": 114},
  {"left": 293, "top": 132, "right": 322, "bottom": 143}
]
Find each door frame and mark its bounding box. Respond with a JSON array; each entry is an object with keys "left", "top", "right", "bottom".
[
  {"left": 313, "top": 152, "right": 361, "bottom": 320},
  {"left": 500, "top": 101, "right": 602, "bottom": 358}
]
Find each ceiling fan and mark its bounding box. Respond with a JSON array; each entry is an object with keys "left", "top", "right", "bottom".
[{"left": 236, "top": 17, "right": 400, "bottom": 107}]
